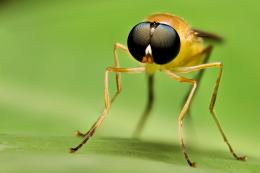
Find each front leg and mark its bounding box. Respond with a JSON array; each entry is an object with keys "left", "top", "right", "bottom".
[
  {"left": 113, "top": 43, "right": 131, "bottom": 94},
  {"left": 70, "top": 67, "right": 145, "bottom": 153},
  {"left": 76, "top": 43, "right": 131, "bottom": 137}
]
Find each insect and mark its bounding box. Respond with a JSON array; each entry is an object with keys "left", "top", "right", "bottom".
[{"left": 70, "top": 13, "right": 246, "bottom": 167}]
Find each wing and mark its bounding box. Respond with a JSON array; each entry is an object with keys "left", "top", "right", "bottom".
[{"left": 192, "top": 28, "right": 224, "bottom": 43}]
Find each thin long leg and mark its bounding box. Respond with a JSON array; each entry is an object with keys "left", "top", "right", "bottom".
[
  {"left": 182, "top": 46, "right": 213, "bottom": 115},
  {"left": 181, "top": 46, "right": 213, "bottom": 145},
  {"left": 112, "top": 43, "right": 131, "bottom": 95},
  {"left": 164, "top": 70, "right": 197, "bottom": 167},
  {"left": 133, "top": 74, "right": 155, "bottom": 138},
  {"left": 70, "top": 67, "right": 145, "bottom": 153},
  {"left": 76, "top": 43, "right": 130, "bottom": 137},
  {"left": 174, "top": 62, "right": 246, "bottom": 161}
]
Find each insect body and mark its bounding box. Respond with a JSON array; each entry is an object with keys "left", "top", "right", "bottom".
[{"left": 70, "top": 13, "right": 246, "bottom": 167}]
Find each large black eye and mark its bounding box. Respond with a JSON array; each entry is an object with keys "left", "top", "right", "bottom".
[
  {"left": 127, "top": 22, "right": 151, "bottom": 62},
  {"left": 127, "top": 22, "right": 180, "bottom": 64},
  {"left": 150, "top": 24, "right": 180, "bottom": 64}
]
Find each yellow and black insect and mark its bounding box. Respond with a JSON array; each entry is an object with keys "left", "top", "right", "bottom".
[{"left": 70, "top": 13, "right": 246, "bottom": 167}]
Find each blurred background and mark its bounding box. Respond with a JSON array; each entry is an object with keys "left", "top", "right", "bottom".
[{"left": 0, "top": 0, "right": 259, "bottom": 173}]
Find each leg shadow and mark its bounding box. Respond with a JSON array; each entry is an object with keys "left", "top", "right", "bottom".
[{"left": 82, "top": 136, "right": 239, "bottom": 166}]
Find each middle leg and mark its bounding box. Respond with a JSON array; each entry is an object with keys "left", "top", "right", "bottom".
[{"left": 174, "top": 62, "right": 246, "bottom": 161}]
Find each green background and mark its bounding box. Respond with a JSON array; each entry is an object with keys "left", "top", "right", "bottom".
[{"left": 0, "top": 0, "right": 259, "bottom": 172}]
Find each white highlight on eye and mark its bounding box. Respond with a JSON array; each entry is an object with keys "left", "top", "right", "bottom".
[{"left": 145, "top": 44, "right": 152, "bottom": 55}]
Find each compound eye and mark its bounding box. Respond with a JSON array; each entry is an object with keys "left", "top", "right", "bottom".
[
  {"left": 150, "top": 24, "right": 180, "bottom": 65},
  {"left": 127, "top": 22, "right": 151, "bottom": 62}
]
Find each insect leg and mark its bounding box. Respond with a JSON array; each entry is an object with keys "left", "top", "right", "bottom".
[
  {"left": 70, "top": 67, "right": 145, "bottom": 153},
  {"left": 76, "top": 43, "right": 130, "bottom": 137},
  {"left": 180, "top": 46, "right": 213, "bottom": 142},
  {"left": 164, "top": 70, "right": 197, "bottom": 167},
  {"left": 175, "top": 63, "right": 247, "bottom": 161},
  {"left": 112, "top": 43, "right": 132, "bottom": 94},
  {"left": 133, "top": 74, "right": 155, "bottom": 138},
  {"left": 182, "top": 46, "right": 213, "bottom": 115}
]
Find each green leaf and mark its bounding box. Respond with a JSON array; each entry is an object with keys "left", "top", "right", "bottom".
[{"left": 1, "top": 134, "right": 259, "bottom": 173}]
